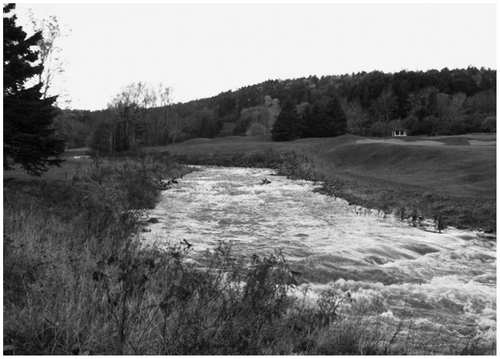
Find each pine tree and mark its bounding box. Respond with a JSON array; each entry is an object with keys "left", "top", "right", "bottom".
[
  {"left": 324, "top": 95, "right": 347, "bottom": 137},
  {"left": 302, "top": 104, "right": 325, "bottom": 138},
  {"left": 3, "top": 3, "right": 65, "bottom": 176},
  {"left": 271, "top": 99, "right": 303, "bottom": 141}
]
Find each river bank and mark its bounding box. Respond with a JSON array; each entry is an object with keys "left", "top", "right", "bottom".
[
  {"left": 169, "top": 144, "right": 495, "bottom": 234},
  {"left": 3, "top": 148, "right": 495, "bottom": 355},
  {"left": 141, "top": 166, "right": 496, "bottom": 352}
]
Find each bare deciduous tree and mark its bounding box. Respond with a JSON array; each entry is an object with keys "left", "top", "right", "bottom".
[
  {"left": 28, "top": 10, "right": 69, "bottom": 105},
  {"left": 106, "top": 82, "right": 176, "bottom": 151}
]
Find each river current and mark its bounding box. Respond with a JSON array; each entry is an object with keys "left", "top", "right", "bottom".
[{"left": 141, "top": 166, "right": 496, "bottom": 350}]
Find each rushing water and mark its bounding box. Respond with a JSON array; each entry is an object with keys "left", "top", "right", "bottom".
[{"left": 141, "top": 166, "right": 496, "bottom": 350}]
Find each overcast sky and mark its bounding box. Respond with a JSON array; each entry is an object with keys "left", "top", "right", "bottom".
[{"left": 14, "top": 1, "right": 497, "bottom": 111}]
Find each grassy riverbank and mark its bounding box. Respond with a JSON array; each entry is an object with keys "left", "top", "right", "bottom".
[
  {"left": 157, "top": 134, "right": 496, "bottom": 232},
  {"left": 3, "top": 142, "right": 495, "bottom": 354}
]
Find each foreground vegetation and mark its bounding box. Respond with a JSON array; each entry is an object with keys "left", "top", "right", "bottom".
[{"left": 4, "top": 151, "right": 494, "bottom": 355}]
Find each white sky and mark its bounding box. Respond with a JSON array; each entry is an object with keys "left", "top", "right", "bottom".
[{"left": 13, "top": 1, "right": 497, "bottom": 111}]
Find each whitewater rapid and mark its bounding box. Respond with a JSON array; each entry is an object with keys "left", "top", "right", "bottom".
[{"left": 141, "top": 166, "right": 496, "bottom": 350}]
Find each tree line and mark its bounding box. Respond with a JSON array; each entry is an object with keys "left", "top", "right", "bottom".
[
  {"left": 205, "top": 67, "right": 496, "bottom": 140},
  {"left": 61, "top": 66, "right": 494, "bottom": 152}
]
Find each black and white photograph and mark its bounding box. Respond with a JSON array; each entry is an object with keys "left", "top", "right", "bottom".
[{"left": 3, "top": 1, "right": 496, "bottom": 355}]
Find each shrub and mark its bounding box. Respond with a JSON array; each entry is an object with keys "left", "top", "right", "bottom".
[
  {"left": 480, "top": 116, "right": 496, "bottom": 132},
  {"left": 368, "top": 121, "right": 392, "bottom": 137}
]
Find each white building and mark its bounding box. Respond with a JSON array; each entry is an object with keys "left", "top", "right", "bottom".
[{"left": 392, "top": 129, "right": 407, "bottom": 137}]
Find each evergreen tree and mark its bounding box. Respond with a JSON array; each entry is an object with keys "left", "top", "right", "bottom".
[
  {"left": 271, "top": 99, "right": 303, "bottom": 141},
  {"left": 324, "top": 95, "right": 347, "bottom": 137},
  {"left": 302, "top": 104, "right": 325, "bottom": 138},
  {"left": 3, "top": 3, "right": 65, "bottom": 175}
]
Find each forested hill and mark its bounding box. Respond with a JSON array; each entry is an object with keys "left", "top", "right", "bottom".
[
  {"left": 185, "top": 67, "right": 496, "bottom": 139},
  {"left": 58, "top": 67, "right": 496, "bottom": 151}
]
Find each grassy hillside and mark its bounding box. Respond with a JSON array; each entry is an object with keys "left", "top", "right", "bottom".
[
  {"left": 301, "top": 135, "right": 495, "bottom": 198},
  {"left": 151, "top": 134, "right": 495, "bottom": 231}
]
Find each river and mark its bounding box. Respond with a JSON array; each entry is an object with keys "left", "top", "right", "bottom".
[{"left": 140, "top": 166, "right": 496, "bottom": 351}]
